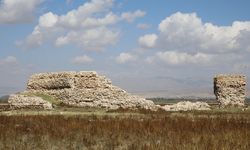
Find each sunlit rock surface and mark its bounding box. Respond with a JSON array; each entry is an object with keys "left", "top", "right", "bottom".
[
  {"left": 24, "top": 71, "right": 157, "bottom": 111},
  {"left": 214, "top": 74, "right": 246, "bottom": 107}
]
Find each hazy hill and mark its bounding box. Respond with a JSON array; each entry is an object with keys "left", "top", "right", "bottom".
[{"left": 0, "top": 95, "right": 9, "bottom": 103}]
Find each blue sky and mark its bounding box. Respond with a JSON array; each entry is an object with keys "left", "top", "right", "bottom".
[{"left": 0, "top": 0, "right": 250, "bottom": 97}]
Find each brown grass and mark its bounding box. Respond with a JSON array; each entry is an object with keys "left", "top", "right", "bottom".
[{"left": 0, "top": 111, "right": 250, "bottom": 150}]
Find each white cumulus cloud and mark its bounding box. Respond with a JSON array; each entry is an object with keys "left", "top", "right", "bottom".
[
  {"left": 138, "top": 12, "right": 250, "bottom": 65},
  {"left": 140, "top": 12, "right": 250, "bottom": 53},
  {"left": 235, "top": 30, "right": 250, "bottom": 52},
  {"left": 39, "top": 12, "right": 58, "bottom": 28},
  {"left": 0, "top": 0, "right": 41, "bottom": 24},
  {"left": 116, "top": 52, "right": 137, "bottom": 64},
  {"left": 19, "top": 0, "right": 145, "bottom": 51},
  {"left": 138, "top": 34, "right": 158, "bottom": 48},
  {"left": 55, "top": 27, "right": 119, "bottom": 51}
]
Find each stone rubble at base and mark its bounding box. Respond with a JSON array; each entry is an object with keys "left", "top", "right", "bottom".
[
  {"left": 161, "top": 101, "right": 211, "bottom": 111},
  {"left": 8, "top": 94, "right": 52, "bottom": 110}
]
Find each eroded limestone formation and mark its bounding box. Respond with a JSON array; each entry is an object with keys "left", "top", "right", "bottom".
[
  {"left": 214, "top": 74, "right": 246, "bottom": 107},
  {"left": 20, "top": 71, "right": 157, "bottom": 110}
]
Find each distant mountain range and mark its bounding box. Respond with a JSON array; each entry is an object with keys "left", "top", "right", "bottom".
[
  {"left": 133, "top": 89, "right": 250, "bottom": 99},
  {"left": 132, "top": 89, "right": 215, "bottom": 99}
]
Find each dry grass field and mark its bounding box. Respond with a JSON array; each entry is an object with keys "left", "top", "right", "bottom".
[{"left": 1, "top": 108, "right": 250, "bottom": 150}]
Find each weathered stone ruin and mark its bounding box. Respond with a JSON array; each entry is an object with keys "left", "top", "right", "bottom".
[
  {"left": 214, "top": 74, "right": 246, "bottom": 107},
  {"left": 8, "top": 71, "right": 157, "bottom": 110},
  {"left": 8, "top": 71, "right": 230, "bottom": 111}
]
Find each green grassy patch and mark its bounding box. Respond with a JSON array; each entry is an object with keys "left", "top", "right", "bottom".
[{"left": 22, "top": 92, "right": 61, "bottom": 106}]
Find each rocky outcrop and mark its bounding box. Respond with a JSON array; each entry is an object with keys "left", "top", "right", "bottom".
[
  {"left": 214, "top": 74, "right": 246, "bottom": 107},
  {"left": 161, "top": 101, "right": 211, "bottom": 111},
  {"left": 8, "top": 94, "right": 52, "bottom": 110},
  {"left": 24, "top": 71, "right": 157, "bottom": 111}
]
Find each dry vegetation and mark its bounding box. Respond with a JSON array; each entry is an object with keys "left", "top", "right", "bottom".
[{"left": 1, "top": 109, "right": 250, "bottom": 150}]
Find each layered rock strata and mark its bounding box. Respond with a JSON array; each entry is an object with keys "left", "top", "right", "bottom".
[
  {"left": 214, "top": 74, "right": 246, "bottom": 107},
  {"left": 24, "top": 71, "right": 157, "bottom": 110}
]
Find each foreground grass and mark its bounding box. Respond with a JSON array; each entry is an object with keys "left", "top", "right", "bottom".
[{"left": 0, "top": 110, "right": 250, "bottom": 150}]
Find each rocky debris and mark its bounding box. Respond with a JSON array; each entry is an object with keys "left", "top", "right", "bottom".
[
  {"left": 8, "top": 94, "right": 52, "bottom": 110},
  {"left": 24, "top": 71, "right": 157, "bottom": 111},
  {"left": 214, "top": 74, "right": 246, "bottom": 107},
  {"left": 0, "top": 104, "right": 11, "bottom": 111},
  {"left": 161, "top": 101, "right": 211, "bottom": 111}
]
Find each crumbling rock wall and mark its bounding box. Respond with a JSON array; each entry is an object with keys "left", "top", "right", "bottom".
[
  {"left": 214, "top": 74, "right": 246, "bottom": 107},
  {"left": 25, "top": 71, "right": 157, "bottom": 110}
]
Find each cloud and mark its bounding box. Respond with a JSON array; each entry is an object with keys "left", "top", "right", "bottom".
[
  {"left": 137, "top": 23, "right": 150, "bottom": 29},
  {"left": 116, "top": 52, "right": 137, "bottom": 64},
  {"left": 121, "top": 10, "right": 145, "bottom": 22},
  {"left": 0, "top": 0, "right": 41, "bottom": 24},
  {"left": 0, "top": 56, "right": 18, "bottom": 65},
  {"left": 55, "top": 27, "right": 119, "bottom": 51},
  {"left": 235, "top": 30, "right": 250, "bottom": 52},
  {"left": 138, "top": 12, "right": 250, "bottom": 65},
  {"left": 19, "top": 0, "right": 145, "bottom": 51},
  {"left": 145, "top": 56, "right": 155, "bottom": 64},
  {"left": 138, "top": 34, "right": 158, "bottom": 48},
  {"left": 72, "top": 55, "right": 93, "bottom": 64},
  {"left": 156, "top": 51, "right": 213, "bottom": 65},
  {"left": 140, "top": 12, "right": 250, "bottom": 53},
  {"left": 39, "top": 12, "right": 58, "bottom": 28}
]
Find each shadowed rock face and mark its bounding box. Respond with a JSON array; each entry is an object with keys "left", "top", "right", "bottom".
[
  {"left": 214, "top": 74, "right": 246, "bottom": 107},
  {"left": 25, "top": 71, "right": 157, "bottom": 110}
]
